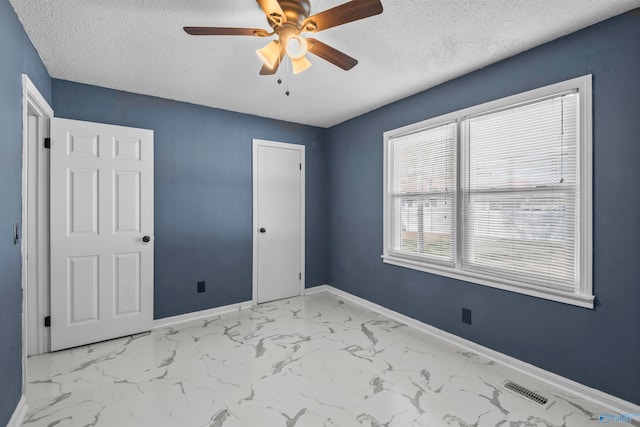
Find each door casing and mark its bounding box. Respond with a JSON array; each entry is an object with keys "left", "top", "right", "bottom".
[
  {"left": 252, "top": 139, "right": 305, "bottom": 306},
  {"left": 21, "top": 75, "right": 54, "bottom": 395}
]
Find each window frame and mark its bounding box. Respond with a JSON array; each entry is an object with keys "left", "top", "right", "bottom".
[
  {"left": 382, "top": 75, "right": 593, "bottom": 308},
  {"left": 388, "top": 120, "right": 458, "bottom": 267}
]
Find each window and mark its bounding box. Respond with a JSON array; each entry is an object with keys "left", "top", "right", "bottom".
[
  {"left": 389, "top": 122, "right": 456, "bottom": 265},
  {"left": 383, "top": 76, "right": 593, "bottom": 308}
]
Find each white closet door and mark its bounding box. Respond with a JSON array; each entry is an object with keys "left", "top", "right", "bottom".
[{"left": 253, "top": 139, "right": 305, "bottom": 304}]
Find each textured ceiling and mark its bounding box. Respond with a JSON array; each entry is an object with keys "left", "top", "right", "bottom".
[{"left": 10, "top": 0, "right": 640, "bottom": 127}]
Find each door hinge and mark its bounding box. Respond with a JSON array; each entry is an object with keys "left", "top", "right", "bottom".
[
  {"left": 299, "top": 163, "right": 302, "bottom": 170},
  {"left": 299, "top": 272, "right": 302, "bottom": 280},
  {"left": 44, "top": 316, "right": 51, "bottom": 327},
  {"left": 44, "top": 137, "right": 51, "bottom": 149}
]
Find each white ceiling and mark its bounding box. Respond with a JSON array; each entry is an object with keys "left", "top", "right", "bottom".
[{"left": 10, "top": 0, "right": 640, "bottom": 128}]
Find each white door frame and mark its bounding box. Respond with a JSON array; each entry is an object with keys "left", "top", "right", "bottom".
[
  {"left": 252, "top": 139, "right": 305, "bottom": 306},
  {"left": 21, "top": 75, "right": 54, "bottom": 391}
]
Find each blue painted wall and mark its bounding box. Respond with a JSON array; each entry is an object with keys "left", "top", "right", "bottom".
[
  {"left": 326, "top": 11, "right": 640, "bottom": 404},
  {"left": 4, "top": 0, "right": 639, "bottom": 418},
  {"left": 52, "top": 80, "right": 328, "bottom": 319},
  {"left": 0, "top": 0, "right": 52, "bottom": 424}
]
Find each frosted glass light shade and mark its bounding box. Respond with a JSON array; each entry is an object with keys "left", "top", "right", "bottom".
[
  {"left": 291, "top": 56, "right": 312, "bottom": 74},
  {"left": 256, "top": 41, "right": 281, "bottom": 69},
  {"left": 286, "top": 36, "right": 308, "bottom": 59}
]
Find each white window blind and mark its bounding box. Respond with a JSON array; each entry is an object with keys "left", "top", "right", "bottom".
[
  {"left": 462, "top": 92, "right": 579, "bottom": 291},
  {"left": 389, "top": 122, "right": 456, "bottom": 264}
]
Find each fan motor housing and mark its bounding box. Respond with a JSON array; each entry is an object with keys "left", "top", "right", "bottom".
[{"left": 269, "top": 0, "right": 311, "bottom": 28}]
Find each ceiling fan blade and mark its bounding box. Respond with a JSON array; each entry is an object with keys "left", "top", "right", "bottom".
[
  {"left": 307, "top": 38, "right": 358, "bottom": 70},
  {"left": 259, "top": 45, "right": 286, "bottom": 75},
  {"left": 301, "top": 0, "right": 383, "bottom": 33},
  {"left": 256, "top": 0, "right": 287, "bottom": 25},
  {"left": 184, "top": 27, "right": 269, "bottom": 37}
]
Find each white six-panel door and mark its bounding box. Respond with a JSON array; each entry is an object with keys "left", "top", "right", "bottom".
[
  {"left": 50, "top": 118, "right": 154, "bottom": 351},
  {"left": 253, "top": 140, "right": 305, "bottom": 304}
]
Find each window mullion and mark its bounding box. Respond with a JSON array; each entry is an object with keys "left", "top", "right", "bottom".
[{"left": 455, "top": 118, "right": 464, "bottom": 270}]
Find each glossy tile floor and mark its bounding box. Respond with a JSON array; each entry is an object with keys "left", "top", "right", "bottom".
[{"left": 24, "top": 291, "right": 611, "bottom": 426}]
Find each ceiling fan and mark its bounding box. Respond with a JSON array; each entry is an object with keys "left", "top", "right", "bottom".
[{"left": 184, "top": 0, "right": 383, "bottom": 75}]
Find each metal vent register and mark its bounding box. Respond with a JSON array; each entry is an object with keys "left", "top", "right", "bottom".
[{"left": 503, "top": 381, "right": 549, "bottom": 406}]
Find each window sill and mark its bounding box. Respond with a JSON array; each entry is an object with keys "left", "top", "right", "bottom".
[{"left": 381, "top": 255, "right": 594, "bottom": 309}]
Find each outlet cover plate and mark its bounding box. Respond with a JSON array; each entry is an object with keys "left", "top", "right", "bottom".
[{"left": 462, "top": 308, "right": 472, "bottom": 325}]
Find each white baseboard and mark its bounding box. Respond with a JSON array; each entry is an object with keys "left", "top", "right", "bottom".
[
  {"left": 304, "top": 285, "right": 330, "bottom": 295},
  {"left": 7, "top": 395, "right": 28, "bottom": 427},
  {"left": 153, "top": 301, "right": 253, "bottom": 329},
  {"left": 305, "top": 285, "right": 640, "bottom": 415}
]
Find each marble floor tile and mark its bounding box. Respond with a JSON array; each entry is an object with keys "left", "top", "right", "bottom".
[{"left": 23, "top": 292, "right": 620, "bottom": 426}]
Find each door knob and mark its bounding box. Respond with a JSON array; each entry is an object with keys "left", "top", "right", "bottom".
[
  {"left": 142, "top": 235, "right": 151, "bottom": 243},
  {"left": 259, "top": 228, "right": 266, "bottom": 233}
]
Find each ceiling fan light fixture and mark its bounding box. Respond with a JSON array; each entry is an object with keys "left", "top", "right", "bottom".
[
  {"left": 285, "top": 35, "right": 309, "bottom": 59},
  {"left": 291, "top": 55, "right": 312, "bottom": 74},
  {"left": 184, "top": 0, "right": 384, "bottom": 75},
  {"left": 256, "top": 40, "right": 281, "bottom": 69}
]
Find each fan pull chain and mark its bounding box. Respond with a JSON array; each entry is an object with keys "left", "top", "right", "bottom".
[
  {"left": 276, "top": 57, "right": 292, "bottom": 96},
  {"left": 285, "top": 55, "right": 291, "bottom": 96}
]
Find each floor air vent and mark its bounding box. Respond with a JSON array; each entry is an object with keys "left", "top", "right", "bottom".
[{"left": 503, "top": 381, "right": 549, "bottom": 406}]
